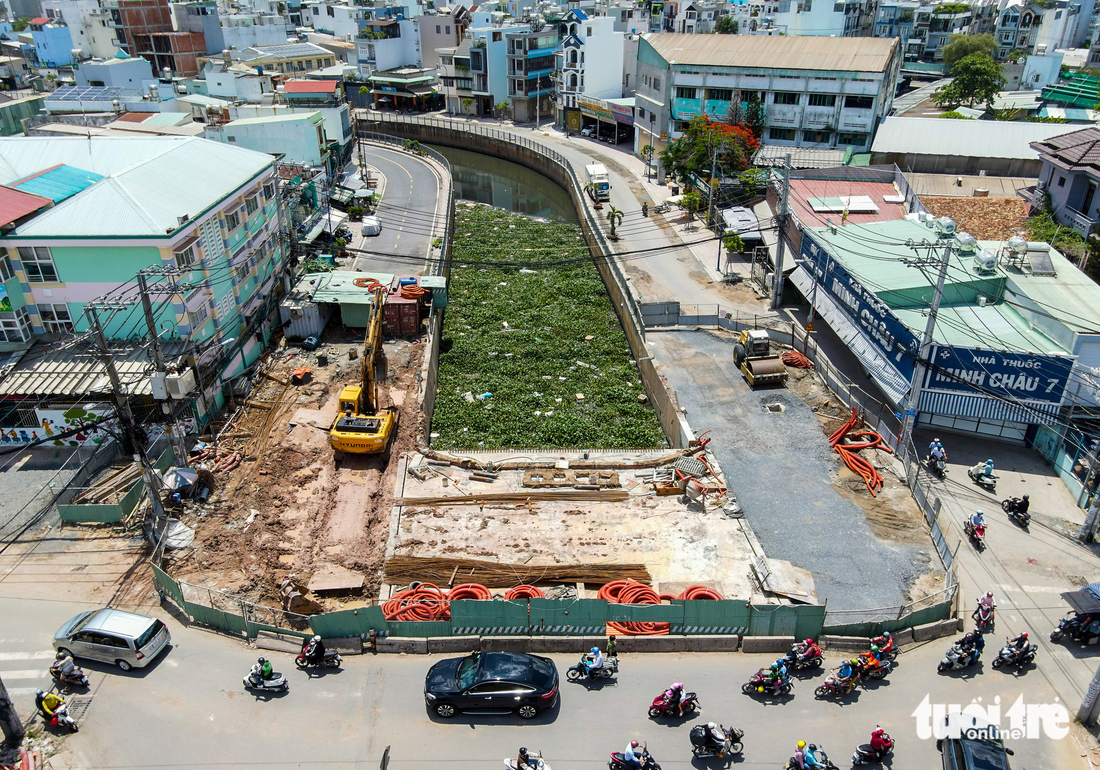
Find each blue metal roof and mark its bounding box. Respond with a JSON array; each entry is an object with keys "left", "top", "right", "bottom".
[{"left": 12, "top": 165, "right": 104, "bottom": 203}]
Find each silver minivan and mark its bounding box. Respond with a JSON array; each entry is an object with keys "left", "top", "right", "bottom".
[{"left": 53, "top": 609, "right": 171, "bottom": 671}]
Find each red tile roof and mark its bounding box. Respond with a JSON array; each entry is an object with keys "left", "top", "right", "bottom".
[
  {"left": 29, "top": 17, "right": 50, "bottom": 24},
  {"left": 788, "top": 179, "right": 909, "bottom": 229},
  {"left": 283, "top": 79, "right": 338, "bottom": 94},
  {"left": 0, "top": 185, "right": 52, "bottom": 227},
  {"left": 114, "top": 112, "right": 154, "bottom": 123}
]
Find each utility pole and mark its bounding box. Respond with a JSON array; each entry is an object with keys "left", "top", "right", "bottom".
[
  {"left": 898, "top": 239, "right": 952, "bottom": 456},
  {"left": 88, "top": 305, "right": 139, "bottom": 456},
  {"left": 138, "top": 269, "right": 189, "bottom": 467},
  {"left": 0, "top": 675, "right": 25, "bottom": 745},
  {"left": 770, "top": 155, "right": 791, "bottom": 310}
]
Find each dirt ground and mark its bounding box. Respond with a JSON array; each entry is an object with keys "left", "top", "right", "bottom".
[{"left": 163, "top": 328, "right": 425, "bottom": 606}]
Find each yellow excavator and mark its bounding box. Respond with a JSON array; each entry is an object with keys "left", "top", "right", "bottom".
[{"left": 329, "top": 288, "right": 398, "bottom": 454}]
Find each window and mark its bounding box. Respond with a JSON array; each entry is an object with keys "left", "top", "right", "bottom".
[
  {"left": 436, "top": 24, "right": 441, "bottom": 33},
  {"left": 224, "top": 210, "right": 241, "bottom": 231},
  {"left": 653, "top": 77, "right": 661, "bottom": 90},
  {"left": 773, "top": 92, "right": 800, "bottom": 105},
  {"left": 1058, "top": 176, "right": 1066, "bottom": 187},
  {"left": 232, "top": 257, "right": 251, "bottom": 282},
  {"left": 808, "top": 93, "right": 836, "bottom": 107},
  {"left": 803, "top": 129, "right": 832, "bottom": 144},
  {"left": 17, "top": 247, "right": 57, "bottom": 283},
  {"left": 768, "top": 127, "right": 796, "bottom": 141},
  {"left": 706, "top": 88, "right": 733, "bottom": 102},
  {"left": 844, "top": 95, "right": 873, "bottom": 109},
  {"left": 175, "top": 244, "right": 197, "bottom": 268},
  {"left": 837, "top": 132, "right": 867, "bottom": 146},
  {"left": 446, "top": 25, "right": 451, "bottom": 33},
  {"left": 245, "top": 195, "right": 259, "bottom": 216},
  {"left": 263, "top": 182, "right": 275, "bottom": 200},
  {"left": 0, "top": 253, "right": 12, "bottom": 282},
  {"left": 0, "top": 307, "right": 30, "bottom": 343},
  {"left": 39, "top": 303, "right": 73, "bottom": 333},
  {"left": 189, "top": 304, "right": 209, "bottom": 328},
  {"left": 643, "top": 74, "right": 650, "bottom": 87},
  {"left": 227, "top": 136, "right": 237, "bottom": 142},
  {"left": 675, "top": 86, "right": 698, "bottom": 99}
]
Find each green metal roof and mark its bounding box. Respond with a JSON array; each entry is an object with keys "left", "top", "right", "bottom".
[
  {"left": 311, "top": 270, "right": 395, "bottom": 304},
  {"left": 892, "top": 303, "right": 1063, "bottom": 352},
  {"left": 1040, "top": 72, "right": 1100, "bottom": 109}
]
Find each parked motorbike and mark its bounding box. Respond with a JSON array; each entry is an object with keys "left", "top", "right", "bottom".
[
  {"left": 567, "top": 655, "right": 617, "bottom": 682},
  {"left": 295, "top": 646, "right": 342, "bottom": 670},
  {"left": 505, "top": 752, "right": 549, "bottom": 770},
  {"left": 49, "top": 665, "right": 89, "bottom": 690},
  {"left": 852, "top": 732, "right": 894, "bottom": 766},
  {"left": 648, "top": 690, "right": 699, "bottom": 718},
  {"left": 783, "top": 643, "right": 823, "bottom": 671},
  {"left": 243, "top": 669, "right": 289, "bottom": 693},
  {"left": 609, "top": 748, "right": 660, "bottom": 770},
  {"left": 1002, "top": 498, "right": 1031, "bottom": 528},
  {"left": 742, "top": 668, "right": 793, "bottom": 696},
  {"left": 41, "top": 704, "right": 78, "bottom": 733},
  {"left": 813, "top": 674, "right": 858, "bottom": 699},
  {"left": 1051, "top": 612, "right": 1099, "bottom": 643},
  {"left": 991, "top": 639, "right": 1038, "bottom": 669},
  {"left": 974, "top": 602, "right": 996, "bottom": 633},
  {"left": 784, "top": 749, "right": 838, "bottom": 770},
  {"left": 654, "top": 202, "right": 671, "bottom": 215},
  {"left": 924, "top": 454, "right": 947, "bottom": 479},
  {"left": 968, "top": 465, "right": 997, "bottom": 492},
  {"left": 938, "top": 644, "right": 981, "bottom": 672},
  {"left": 689, "top": 724, "right": 744, "bottom": 758},
  {"left": 964, "top": 519, "right": 987, "bottom": 551}
]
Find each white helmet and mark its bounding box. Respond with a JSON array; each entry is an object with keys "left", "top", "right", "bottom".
[
  {"left": 708, "top": 722, "right": 717, "bottom": 729},
  {"left": 312, "top": 635, "right": 321, "bottom": 642}
]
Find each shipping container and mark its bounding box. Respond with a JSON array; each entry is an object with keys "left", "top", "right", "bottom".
[
  {"left": 279, "top": 298, "right": 333, "bottom": 339},
  {"left": 383, "top": 294, "right": 421, "bottom": 338}
]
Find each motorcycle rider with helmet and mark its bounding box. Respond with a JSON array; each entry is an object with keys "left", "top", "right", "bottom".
[
  {"left": 871, "top": 631, "right": 894, "bottom": 657},
  {"left": 969, "top": 510, "right": 986, "bottom": 530},
  {"left": 929, "top": 439, "right": 946, "bottom": 464},
  {"left": 973, "top": 592, "right": 996, "bottom": 623},
  {"left": 793, "top": 638, "right": 821, "bottom": 663},
  {"left": 516, "top": 747, "right": 537, "bottom": 770},
  {"left": 51, "top": 651, "right": 76, "bottom": 680},
  {"left": 833, "top": 659, "right": 858, "bottom": 692},
  {"left": 704, "top": 722, "right": 725, "bottom": 753},
  {"left": 1008, "top": 631, "right": 1031, "bottom": 657},
  {"left": 304, "top": 634, "right": 326, "bottom": 665},
  {"left": 1015, "top": 495, "right": 1030, "bottom": 514},
  {"left": 34, "top": 689, "right": 64, "bottom": 720},
  {"left": 868, "top": 728, "right": 894, "bottom": 760},
  {"left": 981, "top": 459, "right": 995, "bottom": 478},
  {"left": 663, "top": 682, "right": 684, "bottom": 715},
  {"left": 583, "top": 646, "right": 604, "bottom": 678},
  {"left": 623, "top": 740, "right": 645, "bottom": 769},
  {"left": 250, "top": 657, "right": 273, "bottom": 683},
  {"left": 803, "top": 743, "right": 827, "bottom": 769}
]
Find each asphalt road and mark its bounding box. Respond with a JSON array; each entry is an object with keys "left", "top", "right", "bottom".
[
  {"left": 352, "top": 146, "right": 443, "bottom": 277},
  {"left": 1, "top": 591, "right": 1088, "bottom": 770}
]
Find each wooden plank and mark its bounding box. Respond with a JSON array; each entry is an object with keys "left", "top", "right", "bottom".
[{"left": 396, "top": 489, "right": 630, "bottom": 506}]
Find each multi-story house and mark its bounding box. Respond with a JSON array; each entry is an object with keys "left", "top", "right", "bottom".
[
  {"left": 873, "top": 1, "right": 922, "bottom": 60},
  {"left": 219, "top": 41, "right": 337, "bottom": 75},
  {"left": 662, "top": 0, "right": 728, "bottom": 35},
  {"left": 506, "top": 24, "right": 558, "bottom": 123},
  {"left": 439, "top": 11, "right": 531, "bottom": 118},
  {"left": 924, "top": 4, "right": 973, "bottom": 61},
  {"left": 173, "top": 1, "right": 225, "bottom": 55},
  {"left": 555, "top": 9, "right": 625, "bottom": 123},
  {"left": 29, "top": 18, "right": 74, "bottom": 68},
  {"left": 0, "top": 135, "right": 288, "bottom": 424},
  {"left": 354, "top": 18, "right": 419, "bottom": 78},
  {"left": 416, "top": 6, "right": 471, "bottom": 69},
  {"left": 994, "top": 1, "right": 1043, "bottom": 60},
  {"left": 606, "top": 1, "right": 659, "bottom": 35},
  {"left": 731, "top": 0, "right": 873, "bottom": 37},
  {"left": 219, "top": 13, "right": 291, "bottom": 51},
  {"left": 41, "top": 0, "right": 120, "bottom": 59},
  {"left": 107, "top": 0, "right": 206, "bottom": 76},
  {"left": 635, "top": 33, "right": 901, "bottom": 163}
]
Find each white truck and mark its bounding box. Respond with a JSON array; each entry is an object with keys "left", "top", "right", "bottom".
[{"left": 584, "top": 163, "right": 610, "bottom": 202}]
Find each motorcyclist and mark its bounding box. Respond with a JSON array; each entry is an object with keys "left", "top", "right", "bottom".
[
  {"left": 803, "top": 743, "right": 827, "bottom": 769},
  {"left": 929, "top": 439, "right": 946, "bottom": 463},
  {"left": 766, "top": 663, "right": 788, "bottom": 695},
  {"left": 51, "top": 651, "right": 76, "bottom": 678},
  {"left": 775, "top": 658, "right": 789, "bottom": 678},
  {"left": 859, "top": 645, "right": 882, "bottom": 670},
  {"left": 704, "top": 721, "right": 726, "bottom": 752},
  {"left": 869, "top": 728, "right": 894, "bottom": 758},
  {"left": 623, "top": 740, "right": 645, "bottom": 769},
  {"left": 583, "top": 646, "right": 604, "bottom": 677},
  {"left": 957, "top": 631, "right": 985, "bottom": 663},
  {"left": 305, "top": 634, "right": 326, "bottom": 664},
  {"left": 791, "top": 741, "right": 808, "bottom": 769},
  {"left": 793, "top": 638, "right": 821, "bottom": 662},
  {"left": 833, "top": 659, "right": 858, "bottom": 692},
  {"left": 969, "top": 510, "right": 986, "bottom": 530},
  {"left": 870, "top": 631, "right": 894, "bottom": 656},
  {"left": 516, "top": 747, "right": 537, "bottom": 770},
  {"left": 1008, "top": 632, "right": 1031, "bottom": 655},
  {"left": 981, "top": 459, "right": 995, "bottom": 477},
  {"left": 663, "top": 682, "right": 684, "bottom": 715},
  {"left": 1012, "top": 495, "right": 1030, "bottom": 514},
  {"left": 973, "top": 592, "right": 996, "bottom": 622},
  {"left": 34, "top": 689, "right": 64, "bottom": 719},
  {"left": 250, "top": 657, "right": 273, "bottom": 682}
]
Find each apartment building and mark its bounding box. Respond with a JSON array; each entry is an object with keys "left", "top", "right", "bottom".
[
  {"left": 635, "top": 33, "right": 901, "bottom": 161},
  {"left": 506, "top": 24, "right": 558, "bottom": 123},
  {"left": 731, "top": 0, "right": 874, "bottom": 37},
  {"left": 439, "top": 12, "right": 530, "bottom": 118},
  {"left": 354, "top": 18, "right": 419, "bottom": 78},
  {"left": 41, "top": 0, "right": 120, "bottom": 59},
  {"left": 555, "top": 9, "right": 625, "bottom": 123},
  {"left": 416, "top": 6, "right": 470, "bottom": 69}
]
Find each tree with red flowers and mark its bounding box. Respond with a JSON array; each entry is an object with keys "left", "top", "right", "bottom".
[{"left": 659, "top": 115, "right": 761, "bottom": 185}]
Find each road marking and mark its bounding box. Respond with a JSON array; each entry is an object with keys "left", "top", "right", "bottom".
[
  {"left": 0, "top": 651, "right": 54, "bottom": 661},
  {"left": 5, "top": 687, "right": 40, "bottom": 697},
  {"left": 0, "top": 670, "right": 47, "bottom": 680},
  {"left": 8, "top": 454, "right": 31, "bottom": 472},
  {"left": 997, "top": 584, "right": 1066, "bottom": 594}
]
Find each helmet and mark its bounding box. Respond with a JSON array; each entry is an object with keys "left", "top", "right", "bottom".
[
  {"left": 872, "top": 728, "right": 884, "bottom": 736},
  {"left": 871, "top": 645, "right": 880, "bottom": 652},
  {"left": 591, "top": 647, "right": 599, "bottom": 654},
  {"left": 986, "top": 591, "right": 994, "bottom": 598},
  {"left": 976, "top": 510, "right": 983, "bottom": 515},
  {"left": 257, "top": 657, "right": 266, "bottom": 664},
  {"left": 934, "top": 438, "right": 941, "bottom": 443},
  {"left": 35, "top": 689, "right": 44, "bottom": 697},
  {"left": 804, "top": 638, "right": 814, "bottom": 645},
  {"left": 797, "top": 741, "right": 806, "bottom": 750},
  {"left": 1023, "top": 494, "right": 1029, "bottom": 500},
  {"left": 520, "top": 748, "right": 528, "bottom": 757},
  {"left": 55, "top": 651, "right": 66, "bottom": 660},
  {"left": 708, "top": 722, "right": 717, "bottom": 730},
  {"left": 809, "top": 745, "right": 817, "bottom": 752},
  {"left": 850, "top": 659, "right": 859, "bottom": 666},
  {"left": 770, "top": 664, "right": 778, "bottom": 671},
  {"left": 631, "top": 741, "right": 639, "bottom": 749},
  {"left": 672, "top": 682, "right": 683, "bottom": 690},
  {"left": 986, "top": 459, "right": 993, "bottom": 464},
  {"left": 312, "top": 635, "right": 321, "bottom": 642},
  {"left": 883, "top": 632, "right": 892, "bottom": 638},
  {"left": 1021, "top": 632, "right": 1028, "bottom": 639}
]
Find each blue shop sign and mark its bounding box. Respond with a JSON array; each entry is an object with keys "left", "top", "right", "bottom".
[{"left": 926, "top": 346, "right": 1074, "bottom": 405}]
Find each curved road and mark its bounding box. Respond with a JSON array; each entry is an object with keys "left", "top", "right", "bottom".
[{"left": 352, "top": 145, "right": 443, "bottom": 276}]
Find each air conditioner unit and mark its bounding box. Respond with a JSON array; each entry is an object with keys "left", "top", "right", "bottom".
[
  {"left": 1036, "top": 179, "right": 1048, "bottom": 191},
  {"left": 165, "top": 368, "right": 197, "bottom": 399}
]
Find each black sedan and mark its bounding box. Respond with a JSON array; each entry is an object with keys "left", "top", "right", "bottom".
[{"left": 424, "top": 651, "right": 559, "bottom": 719}]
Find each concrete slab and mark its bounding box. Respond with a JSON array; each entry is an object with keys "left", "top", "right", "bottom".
[
  {"left": 912, "top": 618, "right": 962, "bottom": 642},
  {"left": 427, "top": 636, "right": 480, "bottom": 653},
  {"left": 288, "top": 407, "right": 338, "bottom": 430},
  {"left": 324, "top": 636, "right": 363, "bottom": 654},
  {"left": 741, "top": 636, "right": 794, "bottom": 653},
  {"left": 377, "top": 637, "right": 428, "bottom": 654},
  {"left": 684, "top": 635, "right": 741, "bottom": 652},
  {"left": 307, "top": 564, "right": 365, "bottom": 593}
]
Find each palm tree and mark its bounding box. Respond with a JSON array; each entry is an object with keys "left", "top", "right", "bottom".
[
  {"left": 495, "top": 100, "right": 510, "bottom": 123},
  {"left": 606, "top": 205, "right": 623, "bottom": 239},
  {"left": 584, "top": 182, "right": 603, "bottom": 210}
]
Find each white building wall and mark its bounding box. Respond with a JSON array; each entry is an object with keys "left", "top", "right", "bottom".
[
  {"left": 75, "top": 57, "right": 153, "bottom": 88},
  {"left": 55, "top": 0, "right": 119, "bottom": 59},
  {"left": 580, "top": 17, "right": 625, "bottom": 100},
  {"left": 206, "top": 116, "right": 326, "bottom": 166},
  {"left": 221, "top": 15, "right": 291, "bottom": 50}
]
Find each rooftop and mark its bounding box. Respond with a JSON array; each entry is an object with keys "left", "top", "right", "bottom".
[
  {"left": 1030, "top": 126, "right": 1100, "bottom": 176},
  {"left": 788, "top": 178, "right": 908, "bottom": 228},
  {"left": 309, "top": 270, "right": 395, "bottom": 304},
  {"left": 0, "top": 185, "right": 51, "bottom": 228},
  {"left": 642, "top": 33, "right": 898, "bottom": 73},
  {"left": 0, "top": 137, "right": 274, "bottom": 238},
  {"left": 919, "top": 196, "right": 1029, "bottom": 240},
  {"left": 11, "top": 164, "right": 104, "bottom": 203},
  {"left": 871, "top": 117, "right": 1068, "bottom": 160},
  {"left": 283, "top": 79, "right": 338, "bottom": 94},
  {"left": 224, "top": 111, "right": 321, "bottom": 126}
]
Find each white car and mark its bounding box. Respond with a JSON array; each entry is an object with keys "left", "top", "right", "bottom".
[
  {"left": 580, "top": 126, "right": 596, "bottom": 137},
  {"left": 361, "top": 215, "right": 382, "bottom": 237}
]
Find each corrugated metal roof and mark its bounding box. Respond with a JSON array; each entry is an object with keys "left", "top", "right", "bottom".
[
  {"left": 226, "top": 111, "right": 321, "bottom": 126},
  {"left": 11, "top": 164, "right": 104, "bottom": 202},
  {"left": 0, "top": 185, "right": 51, "bottom": 227},
  {"left": 892, "top": 303, "right": 1064, "bottom": 352},
  {"left": 0, "top": 137, "right": 275, "bottom": 237},
  {"left": 918, "top": 390, "right": 1061, "bottom": 422},
  {"left": 310, "top": 270, "right": 395, "bottom": 304},
  {"left": 283, "top": 79, "right": 338, "bottom": 94},
  {"left": 0, "top": 342, "right": 156, "bottom": 397},
  {"left": 643, "top": 33, "right": 898, "bottom": 73},
  {"left": 871, "top": 117, "right": 1067, "bottom": 160}
]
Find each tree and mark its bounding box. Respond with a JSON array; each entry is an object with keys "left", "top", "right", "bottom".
[
  {"left": 461, "top": 97, "right": 473, "bottom": 115},
  {"left": 584, "top": 182, "right": 604, "bottom": 209},
  {"left": 933, "top": 53, "right": 1005, "bottom": 108},
  {"left": 11, "top": 18, "right": 27, "bottom": 32},
  {"left": 723, "top": 233, "right": 745, "bottom": 254},
  {"left": 723, "top": 90, "right": 743, "bottom": 126},
  {"left": 659, "top": 115, "right": 760, "bottom": 183},
  {"left": 640, "top": 144, "right": 654, "bottom": 181},
  {"left": 495, "top": 100, "right": 510, "bottom": 123},
  {"left": 743, "top": 92, "right": 766, "bottom": 139},
  {"left": 714, "top": 16, "right": 739, "bottom": 34},
  {"left": 680, "top": 190, "right": 704, "bottom": 221},
  {"left": 606, "top": 205, "right": 624, "bottom": 239},
  {"left": 942, "top": 33, "right": 996, "bottom": 73}
]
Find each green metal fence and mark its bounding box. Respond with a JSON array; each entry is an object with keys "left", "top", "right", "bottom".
[
  {"left": 58, "top": 448, "right": 177, "bottom": 524},
  {"left": 821, "top": 598, "right": 954, "bottom": 639},
  {"left": 309, "top": 606, "right": 390, "bottom": 638}
]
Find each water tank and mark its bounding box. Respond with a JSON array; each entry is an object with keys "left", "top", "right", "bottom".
[
  {"left": 974, "top": 249, "right": 997, "bottom": 275},
  {"left": 1007, "top": 235, "right": 1028, "bottom": 255},
  {"left": 955, "top": 232, "right": 979, "bottom": 254},
  {"left": 935, "top": 216, "right": 957, "bottom": 236}
]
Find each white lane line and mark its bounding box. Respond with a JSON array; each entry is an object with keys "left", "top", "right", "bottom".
[
  {"left": 997, "top": 584, "right": 1066, "bottom": 594},
  {"left": 0, "top": 651, "right": 54, "bottom": 661},
  {"left": 6, "top": 687, "right": 41, "bottom": 696},
  {"left": 0, "top": 670, "right": 47, "bottom": 680}
]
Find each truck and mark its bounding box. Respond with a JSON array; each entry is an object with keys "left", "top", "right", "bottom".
[
  {"left": 733, "top": 329, "right": 788, "bottom": 388},
  {"left": 585, "top": 164, "right": 610, "bottom": 202}
]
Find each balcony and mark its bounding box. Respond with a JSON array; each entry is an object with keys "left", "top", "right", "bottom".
[
  {"left": 1058, "top": 204, "right": 1099, "bottom": 237},
  {"left": 672, "top": 97, "right": 701, "bottom": 119}
]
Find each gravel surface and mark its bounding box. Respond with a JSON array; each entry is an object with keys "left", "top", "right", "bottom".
[
  {"left": 0, "top": 448, "right": 80, "bottom": 541},
  {"left": 648, "top": 329, "right": 922, "bottom": 610}
]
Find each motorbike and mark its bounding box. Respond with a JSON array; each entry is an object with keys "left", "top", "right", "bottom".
[
  {"left": 1051, "top": 612, "right": 1098, "bottom": 643},
  {"left": 609, "top": 749, "right": 660, "bottom": 770},
  {"left": 852, "top": 732, "right": 894, "bottom": 766},
  {"left": 689, "top": 724, "right": 744, "bottom": 758},
  {"left": 41, "top": 704, "right": 78, "bottom": 733},
  {"left": 869, "top": 639, "right": 897, "bottom": 663},
  {"left": 1001, "top": 498, "right": 1031, "bottom": 528},
  {"left": 243, "top": 669, "right": 289, "bottom": 693},
  {"left": 964, "top": 520, "right": 987, "bottom": 551},
  {"left": 783, "top": 644, "right": 823, "bottom": 671},
  {"left": 648, "top": 690, "right": 699, "bottom": 718},
  {"left": 925, "top": 454, "right": 947, "bottom": 479},
  {"left": 813, "top": 674, "right": 858, "bottom": 699},
  {"left": 49, "top": 665, "right": 89, "bottom": 689},
  {"left": 295, "top": 646, "right": 342, "bottom": 670},
  {"left": 974, "top": 602, "right": 996, "bottom": 632},
  {"left": 654, "top": 202, "right": 671, "bottom": 215},
  {"left": 968, "top": 465, "right": 997, "bottom": 492},
  {"left": 784, "top": 749, "right": 838, "bottom": 770},
  {"left": 566, "top": 655, "right": 617, "bottom": 682},
  {"left": 938, "top": 644, "right": 981, "bottom": 672},
  {"left": 742, "top": 668, "right": 793, "bottom": 696},
  {"left": 857, "top": 656, "right": 892, "bottom": 681},
  {"left": 991, "top": 640, "right": 1038, "bottom": 669},
  {"left": 505, "top": 753, "right": 549, "bottom": 770}
]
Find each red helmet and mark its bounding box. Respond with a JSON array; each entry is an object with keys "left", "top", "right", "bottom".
[
  {"left": 872, "top": 728, "right": 884, "bottom": 736},
  {"left": 631, "top": 741, "right": 639, "bottom": 748},
  {"left": 804, "top": 638, "right": 814, "bottom": 645},
  {"left": 1021, "top": 632, "right": 1028, "bottom": 639}
]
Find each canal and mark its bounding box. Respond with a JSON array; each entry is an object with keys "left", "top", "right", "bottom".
[{"left": 428, "top": 144, "right": 578, "bottom": 224}]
